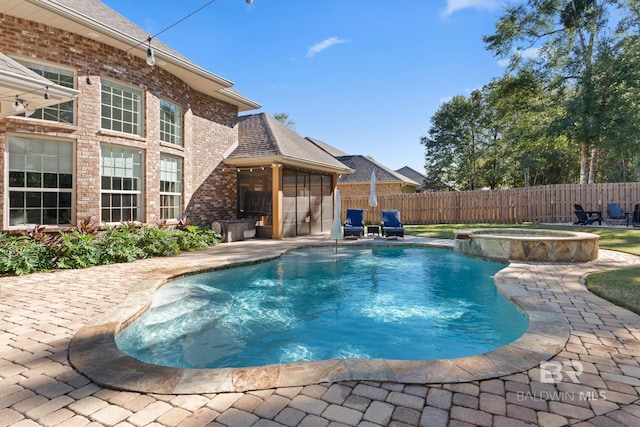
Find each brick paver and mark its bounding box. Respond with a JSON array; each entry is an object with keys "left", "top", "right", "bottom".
[{"left": 1, "top": 236, "right": 639, "bottom": 426}]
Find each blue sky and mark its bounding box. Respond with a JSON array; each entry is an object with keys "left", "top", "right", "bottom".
[{"left": 102, "top": 0, "right": 507, "bottom": 174}]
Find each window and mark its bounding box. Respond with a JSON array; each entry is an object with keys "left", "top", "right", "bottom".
[
  {"left": 8, "top": 136, "right": 73, "bottom": 226},
  {"left": 17, "top": 60, "right": 75, "bottom": 123},
  {"left": 160, "top": 154, "right": 183, "bottom": 220},
  {"left": 101, "top": 146, "right": 142, "bottom": 223},
  {"left": 160, "top": 100, "right": 182, "bottom": 145},
  {"left": 101, "top": 80, "right": 143, "bottom": 135}
]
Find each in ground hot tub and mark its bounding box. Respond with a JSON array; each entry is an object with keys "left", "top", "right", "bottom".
[{"left": 454, "top": 228, "right": 599, "bottom": 262}]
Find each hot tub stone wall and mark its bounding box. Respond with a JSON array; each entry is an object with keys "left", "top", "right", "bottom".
[{"left": 454, "top": 228, "right": 599, "bottom": 262}]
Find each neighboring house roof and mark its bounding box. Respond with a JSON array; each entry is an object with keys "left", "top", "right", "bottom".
[
  {"left": 395, "top": 166, "right": 426, "bottom": 189},
  {"left": 0, "top": 53, "right": 80, "bottom": 118},
  {"left": 336, "top": 155, "right": 419, "bottom": 186},
  {"left": 305, "top": 136, "right": 419, "bottom": 187},
  {"left": 4, "top": 0, "right": 260, "bottom": 111},
  {"left": 305, "top": 137, "right": 349, "bottom": 157},
  {"left": 227, "top": 113, "right": 354, "bottom": 174}
]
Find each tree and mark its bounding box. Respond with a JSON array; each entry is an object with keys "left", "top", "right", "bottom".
[
  {"left": 587, "top": 33, "right": 640, "bottom": 181},
  {"left": 422, "top": 72, "right": 582, "bottom": 190},
  {"left": 422, "top": 90, "right": 498, "bottom": 190},
  {"left": 486, "top": 71, "right": 578, "bottom": 186},
  {"left": 273, "top": 112, "right": 296, "bottom": 129},
  {"left": 484, "top": 0, "right": 636, "bottom": 184}
]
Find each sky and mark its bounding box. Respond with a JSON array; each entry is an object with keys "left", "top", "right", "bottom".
[{"left": 101, "top": 0, "right": 509, "bottom": 174}]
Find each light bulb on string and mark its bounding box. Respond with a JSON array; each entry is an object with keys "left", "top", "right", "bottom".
[
  {"left": 13, "top": 95, "right": 24, "bottom": 113},
  {"left": 146, "top": 37, "right": 156, "bottom": 66}
]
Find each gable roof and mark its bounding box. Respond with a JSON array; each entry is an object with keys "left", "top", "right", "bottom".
[
  {"left": 395, "top": 166, "right": 426, "bottom": 188},
  {"left": 4, "top": 0, "right": 259, "bottom": 111},
  {"left": 305, "top": 137, "right": 349, "bottom": 157},
  {"left": 0, "top": 53, "right": 80, "bottom": 118},
  {"left": 227, "top": 113, "right": 353, "bottom": 174},
  {"left": 336, "top": 155, "right": 419, "bottom": 186}
]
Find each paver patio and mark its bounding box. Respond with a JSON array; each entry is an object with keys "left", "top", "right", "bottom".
[{"left": 1, "top": 235, "right": 639, "bottom": 426}]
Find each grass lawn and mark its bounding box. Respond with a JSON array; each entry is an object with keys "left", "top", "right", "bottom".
[{"left": 405, "top": 223, "right": 640, "bottom": 315}]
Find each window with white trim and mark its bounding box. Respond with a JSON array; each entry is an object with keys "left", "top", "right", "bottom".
[
  {"left": 8, "top": 136, "right": 73, "bottom": 226},
  {"left": 160, "top": 99, "right": 182, "bottom": 145},
  {"left": 101, "top": 80, "right": 143, "bottom": 135},
  {"left": 160, "top": 154, "right": 183, "bottom": 220},
  {"left": 17, "top": 60, "right": 75, "bottom": 123},
  {"left": 100, "top": 146, "right": 142, "bottom": 223}
]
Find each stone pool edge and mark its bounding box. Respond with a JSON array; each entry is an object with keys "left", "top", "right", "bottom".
[{"left": 68, "top": 239, "right": 569, "bottom": 394}]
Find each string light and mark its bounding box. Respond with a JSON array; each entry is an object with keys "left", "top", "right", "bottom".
[
  {"left": 5, "top": 84, "right": 54, "bottom": 113},
  {"left": 221, "top": 165, "right": 269, "bottom": 172},
  {"left": 5, "top": 0, "right": 255, "bottom": 112},
  {"left": 124, "top": 0, "right": 222, "bottom": 66},
  {"left": 146, "top": 38, "right": 156, "bottom": 66},
  {"left": 13, "top": 95, "right": 24, "bottom": 113},
  {"left": 130, "top": 1, "right": 256, "bottom": 67}
]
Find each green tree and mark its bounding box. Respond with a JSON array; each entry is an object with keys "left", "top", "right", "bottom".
[
  {"left": 487, "top": 71, "right": 578, "bottom": 186},
  {"left": 422, "top": 90, "right": 497, "bottom": 190},
  {"left": 273, "top": 112, "right": 296, "bottom": 129},
  {"left": 587, "top": 33, "right": 640, "bottom": 181},
  {"left": 484, "top": 0, "right": 636, "bottom": 184}
]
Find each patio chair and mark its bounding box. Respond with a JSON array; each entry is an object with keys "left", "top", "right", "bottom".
[
  {"left": 573, "top": 203, "right": 602, "bottom": 226},
  {"left": 381, "top": 209, "right": 404, "bottom": 238},
  {"left": 606, "top": 203, "right": 627, "bottom": 220},
  {"left": 344, "top": 208, "right": 364, "bottom": 238},
  {"left": 606, "top": 202, "right": 628, "bottom": 226},
  {"left": 632, "top": 204, "right": 640, "bottom": 228}
]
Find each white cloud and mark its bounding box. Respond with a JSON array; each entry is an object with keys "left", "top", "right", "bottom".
[
  {"left": 307, "top": 37, "right": 347, "bottom": 58},
  {"left": 441, "top": 0, "right": 501, "bottom": 17},
  {"left": 518, "top": 47, "right": 540, "bottom": 59},
  {"left": 497, "top": 47, "right": 540, "bottom": 67}
]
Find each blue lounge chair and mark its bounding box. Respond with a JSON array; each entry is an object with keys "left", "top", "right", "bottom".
[
  {"left": 344, "top": 209, "right": 364, "bottom": 238},
  {"left": 381, "top": 209, "right": 404, "bottom": 238},
  {"left": 606, "top": 202, "right": 629, "bottom": 225}
]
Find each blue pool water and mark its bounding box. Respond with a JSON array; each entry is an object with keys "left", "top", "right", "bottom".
[{"left": 116, "top": 247, "right": 528, "bottom": 369}]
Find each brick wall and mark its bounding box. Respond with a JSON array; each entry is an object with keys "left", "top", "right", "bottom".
[
  {"left": 338, "top": 183, "right": 409, "bottom": 198},
  {"left": 0, "top": 13, "right": 240, "bottom": 229}
]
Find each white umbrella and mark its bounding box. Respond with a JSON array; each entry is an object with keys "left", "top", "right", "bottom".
[
  {"left": 368, "top": 171, "right": 377, "bottom": 207},
  {"left": 330, "top": 189, "right": 343, "bottom": 251}
]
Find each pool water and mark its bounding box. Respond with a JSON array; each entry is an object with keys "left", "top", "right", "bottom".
[{"left": 116, "top": 247, "right": 528, "bottom": 369}]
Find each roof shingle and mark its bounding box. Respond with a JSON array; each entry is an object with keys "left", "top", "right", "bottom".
[
  {"left": 336, "top": 155, "right": 419, "bottom": 186},
  {"left": 229, "top": 113, "right": 353, "bottom": 173}
]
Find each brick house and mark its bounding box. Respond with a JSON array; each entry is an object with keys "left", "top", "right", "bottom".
[
  {"left": 0, "top": 0, "right": 261, "bottom": 231},
  {"left": 305, "top": 138, "right": 420, "bottom": 197},
  {"left": 395, "top": 166, "right": 427, "bottom": 192}
]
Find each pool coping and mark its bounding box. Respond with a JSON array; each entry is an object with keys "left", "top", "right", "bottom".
[{"left": 69, "top": 238, "right": 570, "bottom": 394}]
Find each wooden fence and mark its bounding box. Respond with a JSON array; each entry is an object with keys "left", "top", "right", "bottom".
[{"left": 340, "top": 183, "right": 640, "bottom": 225}]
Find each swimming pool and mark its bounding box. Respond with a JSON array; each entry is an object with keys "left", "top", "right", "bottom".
[{"left": 116, "top": 246, "right": 528, "bottom": 369}]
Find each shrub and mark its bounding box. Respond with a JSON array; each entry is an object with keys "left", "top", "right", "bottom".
[
  {"left": 170, "top": 225, "right": 219, "bottom": 251},
  {"left": 55, "top": 230, "right": 102, "bottom": 269},
  {"left": 0, "top": 234, "right": 54, "bottom": 275},
  {"left": 137, "top": 227, "right": 181, "bottom": 258},
  {"left": 98, "top": 223, "right": 145, "bottom": 264},
  {"left": 0, "top": 219, "right": 220, "bottom": 276}
]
